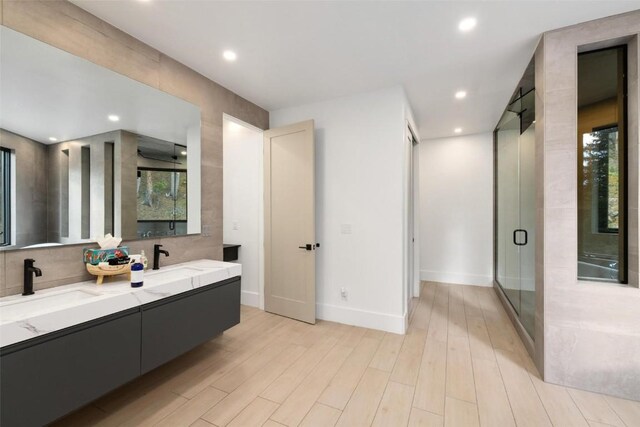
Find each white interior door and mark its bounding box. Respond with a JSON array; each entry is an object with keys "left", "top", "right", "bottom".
[
  {"left": 407, "top": 125, "right": 419, "bottom": 308},
  {"left": 264, "top": 120, "right": 316, "bottom": 324},
  {"left": 407, "top": 129, "right": 415, "bottom": 303}
]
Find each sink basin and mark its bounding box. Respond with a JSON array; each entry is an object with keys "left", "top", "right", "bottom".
[
  {"left": 187, "top": 261, "right": 226, "bottom": 270},
  {"left": 145, "top": 266, "right": 204, "bottom": 284},
  {"left": 0, "top": 289, "right": 102, "bottom": 322}
]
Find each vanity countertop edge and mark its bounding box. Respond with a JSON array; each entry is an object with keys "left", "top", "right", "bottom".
[{"left": 0, "top": 259, "right": 241, "bottom": 349}]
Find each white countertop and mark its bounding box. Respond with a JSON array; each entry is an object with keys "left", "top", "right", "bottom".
[{"left": 0, "top": 259, "right": 241, "bottom": 348}]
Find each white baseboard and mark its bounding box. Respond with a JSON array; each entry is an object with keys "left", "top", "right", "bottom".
[
  {"left": 316, "top": 303, "right": 406, "bottom": 334},
  {"left": 241, "top": 290, "right": 260, "bottom": 308},
  {"left": 413, "top": 280, "right": 421, "bottom": 298},
  {"left": 420, "top": 270, "right": 493, "bottom": 287}
]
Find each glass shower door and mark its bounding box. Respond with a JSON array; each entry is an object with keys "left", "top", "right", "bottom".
[
  {"left": 496, "top": 112, "right": 522, "bottom": 315},
  {"left": 496, "top": 107, "right": 536, "bottom": 339}
]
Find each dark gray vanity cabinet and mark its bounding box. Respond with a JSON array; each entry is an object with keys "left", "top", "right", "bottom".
[
  {"left": 141, "top": 277, "right": 241, "bottom": 373},
  {"left": 0, "top": 276, "right": 241, "bottom": 427},
  {"left": 0, "top": 309, "right": 141, "bottom": 427}
]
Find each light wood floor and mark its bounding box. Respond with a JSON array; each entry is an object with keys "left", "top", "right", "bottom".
[{"left": 55, "top": 282, "right": 640, "bottom": 427}]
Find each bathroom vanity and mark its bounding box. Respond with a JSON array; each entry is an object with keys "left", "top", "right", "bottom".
[{"left": 0, "top": 260, "right": 241, "bottom": 427}]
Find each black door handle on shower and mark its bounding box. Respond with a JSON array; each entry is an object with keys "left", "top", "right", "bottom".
[
  {"left": 513, "top": 229, "right": 528, "bottom": 246},
  {"left": 298, "top": 244, "right": 313, "bottom": 251}
]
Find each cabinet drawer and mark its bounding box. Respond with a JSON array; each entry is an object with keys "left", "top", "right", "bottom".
[
  {"left": 141, "top": 278, "right": 240, "bottom": 373},
  {"left": 0, "top": 310, "right": 141, "bottom": 427}
]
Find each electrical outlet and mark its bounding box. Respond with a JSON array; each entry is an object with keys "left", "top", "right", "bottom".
[
  {"left": 202, "top": 225, "right": 212, "bottom": 237},
  {"left": 341, "top": 287, "right": 348, "bottom": 300},
  {"left": 232, "top": 221, "right": 239, "bottom": 230},
  {"left": 340, "top": 224, "right": 352, "bottom": 234}
]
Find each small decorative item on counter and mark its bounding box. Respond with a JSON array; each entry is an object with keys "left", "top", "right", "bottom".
[
  {"left": 140, "top": 250, "right": 149, "bottom": 270},
  {"left": 108, "top": 255, "right": 131, "bottom": 266},
  {"left": 96, "top": 233, "right": 122, "bottom": 249},
  {"left": 130, "top": 260, "right": 144, "bottom": 288},
  {"left": 83, "top": 234, "right": 128, "bottom": 265},
  {"left": 85, "top": 234, "right": 131, "bottom": 284},
  {"left": 83, "top": 247, "right": 129, "bottom": 265},
  {"left": 86, "top": 260, "right": 132, "bottom": 285}
]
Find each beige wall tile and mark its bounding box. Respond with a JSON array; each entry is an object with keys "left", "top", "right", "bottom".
[
  {"left": 543, "top": 208, "right": 577, "bottom": 268},
  {"left": 544, "top": 37, "right": 577, "bottom": 93},
  {"left": 3, "top": 0, "right": 161, "bottom": 88},
  {"left": 545, "top": 284, "right": 640, "bottom": 334},
  {"left": 201, "top": 122, "right": 223, "bottom": 168},
  {"left": 537, "top": 9, "right": 640, "bottom": 400},
  {"left": 4, "top": 245, "right": 91, "bottom": 291},
  {"left": 544, "top": 150, "right": 576, "bottom": 209}
]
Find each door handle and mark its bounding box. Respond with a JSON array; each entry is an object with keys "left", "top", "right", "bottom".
[
  {"left": 298, "top": 244, "right": 313, "bottom": 251},
  {"left": 513, "top": 229, "right": 528, "bottom": 246}
]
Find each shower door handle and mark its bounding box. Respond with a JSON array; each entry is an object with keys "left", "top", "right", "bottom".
[{"left": 513, "top": 229, "right": 528, "bottom": 246}]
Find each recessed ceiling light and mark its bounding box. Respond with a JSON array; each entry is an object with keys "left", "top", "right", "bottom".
[
  {"left": 223, "top": 50, "right": 237, "bottom": 61},
  {"left": 108, "top": 115, "right": 120, "bottom": 122},
  {"left": 455, "top": 90, "right": 467, "bottom": 99},
  {"left": 48, "top": 137, "right": 58, "bottom": 142},
  {"left": 458, "top": 17, "right": 477, "bottom": 32},
  {"left": 181, "top": 150, "right": 187, "bottom": 156},
  {"left": 454, "top": 128, "right": 463, "bottom": 134}
]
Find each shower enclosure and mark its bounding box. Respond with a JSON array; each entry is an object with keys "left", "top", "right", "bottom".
[{"left": 494, "top": 60, "right": 536, "bottom": 340}]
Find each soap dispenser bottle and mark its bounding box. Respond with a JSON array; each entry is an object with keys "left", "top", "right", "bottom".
[{"left": 131, "top": 259, "right": 144, "bottom": 288}]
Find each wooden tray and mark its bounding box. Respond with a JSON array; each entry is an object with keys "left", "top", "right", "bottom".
[{"left": 86, "top": 262, "right": 131, "bottom": 285}]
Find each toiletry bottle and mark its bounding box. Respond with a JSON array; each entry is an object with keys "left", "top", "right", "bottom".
[
  {"left": 140, "top": 250, "right": 149, "bottom": 270},
  {"left": 131, "top": 260, "right": 144, "bottom": 288}
]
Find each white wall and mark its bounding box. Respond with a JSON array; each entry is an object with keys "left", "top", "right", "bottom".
[
  {"left": 223, "top": 116, "right": 263, "bottom": 307},
  {"left": 270, "top": 86, "right": 408, "bottom": 333},
  {"left": 419, "top": 132, "right": 493, "bottom": 286}
]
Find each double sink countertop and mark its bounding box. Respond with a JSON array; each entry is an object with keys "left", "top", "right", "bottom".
[{"left": 0, "top": 259, "right": 241, "bottom": 348}]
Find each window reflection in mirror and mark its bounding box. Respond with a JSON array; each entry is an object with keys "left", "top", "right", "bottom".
[
  {"left": 0, "top": 147, "right": 10, "bottom": 246},
  {"left": 0, "top": 26, "right": 201, "bottom": 250},
  {"left": 578, "top": 46, "right": 627, "bottom": 283},
  {"left": 137, "top": 138, "right": 188, "bottom": 238}
]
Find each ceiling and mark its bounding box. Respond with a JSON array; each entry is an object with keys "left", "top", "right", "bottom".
[
  {"left": 1, "top": 27, "right": 200, "bottom": 146},
  {"left": 72, "top": 0, "right": 640, "bottom": 139}
]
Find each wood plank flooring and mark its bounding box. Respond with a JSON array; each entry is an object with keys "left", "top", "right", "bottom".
[{"left": 54, "top": 282, "right": 640, "bottom": 427}]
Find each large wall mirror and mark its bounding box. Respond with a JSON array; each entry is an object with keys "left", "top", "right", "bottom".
[{"left": 0, "top": 26, "right": 202, "bottom": 250}]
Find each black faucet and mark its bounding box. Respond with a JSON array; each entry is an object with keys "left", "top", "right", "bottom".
[
  {"left": 23, "top": 259, "right": 42, "bottom": 296},
  {"left": 153, "top": 244, "right": 169, "bottom": 270}
]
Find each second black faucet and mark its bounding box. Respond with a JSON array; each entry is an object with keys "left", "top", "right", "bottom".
[
  {"left": 23, "top": 258, "right": 42, "bottom": 296},
  {"left": 153, "top": 244, "right": 169, "bottom": 270}
]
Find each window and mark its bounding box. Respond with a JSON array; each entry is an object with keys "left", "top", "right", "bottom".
[
  {"left": 0, "top": 147, "right": 10, "bottom": 246},
  {"left": 577, "top": 46, "right": 627, "bottom": 283}
]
